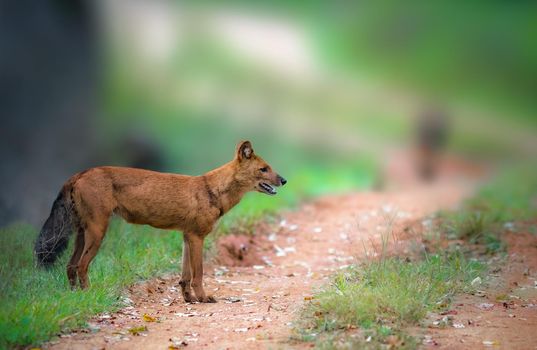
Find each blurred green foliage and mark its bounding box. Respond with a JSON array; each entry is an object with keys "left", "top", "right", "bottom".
[
  {"left": 311, "top": 2, "right": 537, "bottom": 121},
  {"left": 211, "top": 1, "right": 537, "bottom": 122},
  {"left": 101, "top": 0, "right": 536, "bottom": 172}
]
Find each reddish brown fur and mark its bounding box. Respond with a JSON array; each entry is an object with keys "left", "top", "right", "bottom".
[{"left": 43, "top": 141, "right": 285, "bottom": 303}]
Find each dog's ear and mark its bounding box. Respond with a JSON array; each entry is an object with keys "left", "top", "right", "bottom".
[{"left": 236, "top": 140, "right": 254, "bottom": 161}]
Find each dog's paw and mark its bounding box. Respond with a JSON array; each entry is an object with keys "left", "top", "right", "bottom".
[
  {"left": 182, "top": 292, "right": 197, "bottom": 303},
  {"left": 201, "top": 295, "right": 217, "bottom": 303}
]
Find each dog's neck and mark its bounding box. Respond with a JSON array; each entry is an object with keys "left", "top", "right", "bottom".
[{"left": 202, "top": 161, "right": 250, "bottom": 216}]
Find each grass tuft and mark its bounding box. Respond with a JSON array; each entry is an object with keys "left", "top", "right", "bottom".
[
  {"left": 295, "top": 252, "right": 483, "bottom": 348},
  {"left": 440, "top": 164, "right": 537, "bottom": 254}
]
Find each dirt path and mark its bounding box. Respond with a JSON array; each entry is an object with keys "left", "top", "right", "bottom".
[
  {"left": 46, "top": 173, "right": 476, "bottom": 350},
  {"left": 422, "top": 223, "right": 537, "bottom": 350}
]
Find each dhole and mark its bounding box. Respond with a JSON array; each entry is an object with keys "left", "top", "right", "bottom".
[{"left": 35, "top": 141, "right": 286, "bottom": 303}]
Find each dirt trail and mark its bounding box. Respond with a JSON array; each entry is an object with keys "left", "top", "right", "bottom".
[
  {"left": 422, "top": 224, "right": 537, "bottom": 350},
  {"left": 47, "top": 171, "right": 476, "bottom": 350}
]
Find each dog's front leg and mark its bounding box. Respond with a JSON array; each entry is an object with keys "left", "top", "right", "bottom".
[
  {"left": 188, "top": 234, "right": 216, "bottom": 303},
  {"left": 179, "top": 237, "right": 195, "bottom": 302}
]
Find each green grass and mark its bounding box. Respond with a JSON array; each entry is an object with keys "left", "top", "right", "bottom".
[
  {"left": 294, "top": 252, "right": 483, "bottom": 349},
  {"left": 465, "top": 165, "right": 537, "bottom": 223},
  {"left": 0, "top": 221, "right": 183, "bottom": 349},
  {"left": 440, "top": 164, "right": 537, "bottom": 253}
]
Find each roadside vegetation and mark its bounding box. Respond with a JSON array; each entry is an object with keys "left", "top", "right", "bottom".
[
  {"left": 0, "top": 222, "right": 182, "bottom": 348},
  {"left": 441, "top": 165, "right": 537, "bottom": 254},
  {"left": 293, "top": 165, "right": 537, "bottom": 349},
  {"left": 295, "top": 253, "right": 483, "bottom": 349}
]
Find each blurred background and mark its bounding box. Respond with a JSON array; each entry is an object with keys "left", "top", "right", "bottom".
[{"left": 1, "top": 0, "right": 536, "bottom": 227}]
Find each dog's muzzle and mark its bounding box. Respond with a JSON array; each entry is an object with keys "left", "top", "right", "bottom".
[{"left": 258, "top": 175, "right": 287, "bottom": 195}]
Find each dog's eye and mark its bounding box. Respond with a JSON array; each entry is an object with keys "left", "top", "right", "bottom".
[{"left": 259, "top": 167, "right": 269, "bottom": 173}]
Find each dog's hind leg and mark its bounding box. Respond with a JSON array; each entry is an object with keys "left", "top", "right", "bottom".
[
  {"left": 67, "top": 227, "right": 85, "bottom": 289},
  {"left": 77, "top": 218, "right": 109, "bottom": 289}
]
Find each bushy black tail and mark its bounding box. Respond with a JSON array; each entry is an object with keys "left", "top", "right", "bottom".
[{"left": 34, "top": 190, "right": 76, "bottom": 267}]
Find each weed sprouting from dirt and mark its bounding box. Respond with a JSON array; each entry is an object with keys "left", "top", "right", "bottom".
[
  {"left": 442, "top": 165, "right": 537, "bottom": 250},
  {"left": 293, "top": 207, "right": 485, "bottom": 349},
  {"left": 294, "top": 249, "right": 483, "bottom": 348}
]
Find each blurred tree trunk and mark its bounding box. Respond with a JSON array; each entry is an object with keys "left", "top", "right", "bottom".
[{"left": 0, "top": 0, "right": 98, "bottom": 227}]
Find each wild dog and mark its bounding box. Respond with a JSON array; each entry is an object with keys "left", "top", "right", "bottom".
[
  {"left": 34, "top": 141, "right": 286, "bottom": 303},
  {"left": 415, "top": 106, "right": 449, "bottom": 181}
]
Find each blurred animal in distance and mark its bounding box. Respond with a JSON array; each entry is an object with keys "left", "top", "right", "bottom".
[{"left": 415, "top": 105, "right": 450, "bottom": 181}]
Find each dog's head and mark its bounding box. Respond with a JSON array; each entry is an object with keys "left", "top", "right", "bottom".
[{"left": 234, "top": 140, "right": 286, "bottom": 195}]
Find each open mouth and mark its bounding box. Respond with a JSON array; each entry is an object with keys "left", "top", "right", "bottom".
[{"left": 259, "top": 182, "right": 277, "bottom": 195}]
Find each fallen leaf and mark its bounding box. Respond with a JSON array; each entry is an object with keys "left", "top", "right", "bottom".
[
  {"left": 224, "top": 296, "right": 242, "bottom": 303},
  {"left": 496, "top": 294, "right": 508, "bottom": 301},
  {"left": 440, "top": 310, "right": 458, "bottom": 316},
  {"left": 169, "top": 336, "right": 188, "bottom": 348},
  {"left": 143, "top": 314, "right": 157, "bottom": 322},
  {"left": 386, "top": 335, "right": 402, "bottom": 347},
  {"left": 474, "top": 290, "right": 487, "bottom": 297},
  {"left": 422, "top": 335, "right": 438, "bottom": 346},
  {"left": 283, "top": 246, "right": 296, "bottom": 253},
  {"left": 483, "top": 340, "right": 499, "bottom": 346},
  {"left": 174, "top": 312, "right": 199, "bottom": 317},
  {"left": 432, "top": 315, "right": 453, "bottom": 328},
  {"left": 269, "top": 304, "right": 284, "bottom": 311},
  {"left": 471, "top": 277, "right": 482, "bottom": 287},
  {"left": 503, "top": 301, "right": 516, "bottom": 309},
  {"left": 477, "top": 303, "right": 494, "bottom": 311},
  {"left": 128, "top": 325, "right": 148, "bottom": 336}
]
